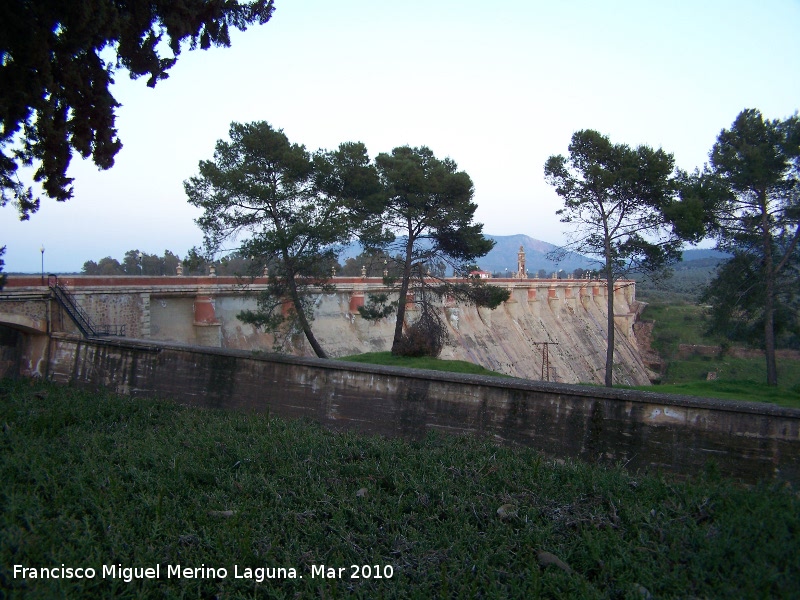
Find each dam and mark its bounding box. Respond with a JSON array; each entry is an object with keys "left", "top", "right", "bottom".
[{"left": 0, "top": 272, "right": 649, "bottom": 385}]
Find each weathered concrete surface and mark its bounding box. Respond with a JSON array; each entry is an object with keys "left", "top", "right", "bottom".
[
  {"left": 0, "top": 326, "right": 22, "bottom": 379},
  {"left": 2, "top": 276, "right": 649, "bottom": 385},
  {"left": 44, "top": 335, "right": 800, "bottom": 484}
]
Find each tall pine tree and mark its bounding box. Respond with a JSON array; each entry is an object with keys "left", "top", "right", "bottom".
[
  {"left": 545, "top": 130, "right": 683, "bottom": 387},
  {"left": 364, "top": 146, "right": 507, "bottom": 356},
  {"left": 702, "top": 109, "right": 800, "bottom": 386}
]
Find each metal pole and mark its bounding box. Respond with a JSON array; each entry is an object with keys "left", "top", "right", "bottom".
[{"left": 532, "top": 341, "right": 559, "bottom": 382}]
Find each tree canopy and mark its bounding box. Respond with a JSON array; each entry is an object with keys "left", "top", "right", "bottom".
[
  {"left": 701, "top": 108, "right": 800, "bottom": 385},
  {"left": 363, "top": 146, "right": 507, "bottom": 356},
  {"left": 81, "top": 249, "right": 182, "bottom": 276},
  {"left": 186, "top": 121, "right": 378, "bottom": 358},
  {"left": 544, "top": 129, "right": 685, "bottom": 386},
  {"left": 1, "top": 0, "right": 274, "bottom": 218},
  {"left": 0, "top": 246, "right": 6, "bottom": 289},
  {"left": 701, "top": 251, "right": 799, "bottom": 351}
]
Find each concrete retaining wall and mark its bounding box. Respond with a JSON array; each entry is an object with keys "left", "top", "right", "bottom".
[{"left": 44, "top": 334, "right": 800, "bottom": 484}]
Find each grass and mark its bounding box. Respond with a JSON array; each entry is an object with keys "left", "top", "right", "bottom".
[
  {"left": 631, "top": 378, "right": 800, "bottom": 408},
  {"left": 338, "top": 338, "right": 800, "bottom": 408},
  {"left": 1, "top": 379, "right": 799, "bottom": 599},
  {"left": 637, "top": 302, "right": 800, "bottom": 407},
  {"left": 630, "top": 351, "right": 800, "bottom": 408},
  {"left": 337, "top": 351, "right": 510, "bottom": 377},
  {"left": 639, "top": 302, "right": 725, "bottom": 358}
]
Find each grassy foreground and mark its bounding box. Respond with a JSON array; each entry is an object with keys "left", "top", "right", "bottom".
[{"left": 1, "top": 379, "right": 799, "bottom": 599}]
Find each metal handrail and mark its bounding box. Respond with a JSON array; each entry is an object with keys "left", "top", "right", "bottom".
[
  {"left": 95, "top": 323, "right": 127, "bottom": 336},
  {"left": 47, "top": 276, "right": 127, "bottom": 337},
  {"left": 49, "top": 279, "right": 97, "bottom": 337}
]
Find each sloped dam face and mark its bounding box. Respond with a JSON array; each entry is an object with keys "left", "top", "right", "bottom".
[{"left": 203, "top": 281, "right": 649, "bottom": 386}]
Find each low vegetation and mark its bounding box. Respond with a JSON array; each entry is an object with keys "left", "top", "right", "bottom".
[
  {"left": 1, "top": 379, "right": 798, "bottom": 598},
  {"left": 639, "top": 302, "right": 725, "bottom": 357},
  {"left": 634, "top": 262, "right": 719, "bottom": 304},
  {"left": 630, "top": 376, "right": 800, "bottom": 408},
  {"left": 638, "top": 301, "right": 800, "bottom": 407},
  {"left": 338, "top": 352, "right": 510, "bottom": 377}
]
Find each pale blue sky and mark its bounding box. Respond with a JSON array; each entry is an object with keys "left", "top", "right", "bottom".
[{"left": 3, "top": 0, "right": 799, "bottom": 273}]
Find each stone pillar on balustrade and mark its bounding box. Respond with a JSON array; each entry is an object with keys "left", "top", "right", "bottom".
[
  {"left": 525, "top": 284, "right": 541, "bottom": 317},
  {"left": 349, "top": 292, "right": 365, "bottom": 315},
  {"left": 139, "top": 292, "right": 151, "bottom": 338},
  {"left": 579, "top": 283, "right": 592, "bottom": 307},
  {"left": 348, "top": 290, "right": 373, "bottom": 336},
  {"left": 404, "top": 292, "right": 417, "bottom": 312},
  {"left": 193, "top": 294, "right": 222, "bottom": 347},
  {"left": 613, "top": 281, "right": 636, "bottom": 341},
  {"left": 504, "top": 285, "right": 518, "bottom": 305}
]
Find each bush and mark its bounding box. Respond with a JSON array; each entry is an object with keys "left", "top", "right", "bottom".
[{"left": 395, "top": 309, "right": 447, "bottom": 357}]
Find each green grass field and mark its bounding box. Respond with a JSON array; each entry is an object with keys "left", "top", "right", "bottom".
[
  {"left": 339, "top": 345, "right": 800, "bottom": 407},
  {"left": 639, "top": 302, "right": 725, "bottom": 356},
  {"left": 1, "top": 379, "right": 798, "bottom": 598},
  {"left": 338, "top": 351, "right": 510, "bottom": 377},
  {"left": 638, "top": 302, "right": 800, "bottom": 407}
]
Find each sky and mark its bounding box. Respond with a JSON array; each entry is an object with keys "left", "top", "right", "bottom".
[{"left": 3, "top": 0, "right": 799, "bottom": 273}]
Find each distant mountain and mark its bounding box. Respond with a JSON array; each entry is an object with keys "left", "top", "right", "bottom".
[
  {"left": 680, "top": 248, "right": 730, "bottom": 262},
  {"left": 480, "top": 234, "right": 594, "bottom": 275},
  {"left": 336, "top": 234, "right": 594, "bottom": 275}
]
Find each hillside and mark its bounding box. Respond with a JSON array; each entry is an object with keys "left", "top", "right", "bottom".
[
  {"left": 338, "top": 234, "right": 594, "bottom": 275},
  {"left": 635, "top": 248, "right": 730, "bottom": 302},
  {"left": 337, "top": 236, "right": 729, "bottom": 284},
  {"left": 480, "top": 234, "right": 594, "bottom": 274}
]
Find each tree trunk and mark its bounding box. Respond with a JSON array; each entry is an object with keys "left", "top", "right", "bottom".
[
  {"left": 287, "top": 275, "right": 328, "bottom": 359},
  {"left": 602, "top": 229, "right": 616, "bottom": 388},
  {"left": 391, "top": 234, "right": 416, "bottom": 354},
  {"left": 764, "top": 278, "right": 777, "bottom": 386},
  {"left": 761, "top": 193, "right": 778, "bottom": 386},
  {"left": 605, "top": 270, "right": 615, "bottom": 388}
]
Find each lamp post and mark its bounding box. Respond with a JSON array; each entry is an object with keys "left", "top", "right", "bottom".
[
  {"left": 40, "top": 245, "right": 45, "bottom": 285},
  {"left": 137, "top": 251, "right": 143, "bottom": 275}
]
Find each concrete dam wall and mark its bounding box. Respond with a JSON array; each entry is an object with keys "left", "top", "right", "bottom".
[{"left": 1, "top": 275, "right": 650, "bottom": 385}]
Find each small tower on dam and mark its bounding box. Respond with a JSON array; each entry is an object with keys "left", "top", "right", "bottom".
[{"left": 516, "top": 245, "right": 526, "bottom": 278}]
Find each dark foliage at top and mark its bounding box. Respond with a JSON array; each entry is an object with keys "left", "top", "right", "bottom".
[
  {"left": 0, "top": 245, "right": 6, "bottom": 289},
  {"left": 186, "top": 121, "right": 379, "bottom": 358},
  {"left": 1, "top": 0, "right": 274, "bottom": 218},
  {"left": 544, "top": 129, "right": 690, "bottom": 386}
]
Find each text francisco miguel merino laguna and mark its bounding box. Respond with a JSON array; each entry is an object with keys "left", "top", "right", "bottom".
[{"left": 14, "top": 563, "right": 395, "bottom": 582}]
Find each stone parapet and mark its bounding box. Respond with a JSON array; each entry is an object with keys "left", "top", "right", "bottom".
[{"left": 42, "top": 335, "right": 800, "bottom": 485}]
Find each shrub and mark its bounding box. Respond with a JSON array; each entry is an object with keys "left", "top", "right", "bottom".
[{"left": 395, "top": 309, "right": 447, "bottom": 357}]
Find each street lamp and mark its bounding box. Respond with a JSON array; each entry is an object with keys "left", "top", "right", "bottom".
[
  {"left": 137, "top": 251, "right": 143, "bottom": 275},
  {"left": 40, "top": 245, "right": 45, "bottom": 285}
]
